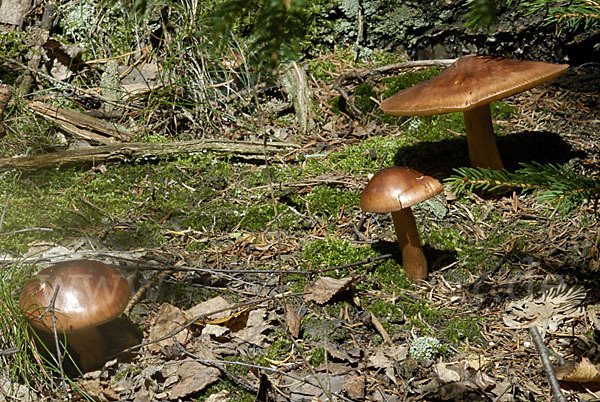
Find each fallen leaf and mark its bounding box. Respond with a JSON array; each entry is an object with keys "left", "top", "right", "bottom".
[
  {"left": 205, "top": 390, "right": 230, "bottom": 401},
  {"left": 233, "top": 308, "right": 272, "bottom": 347},
  {"left": 341, "top": 374, "right": 365, "bottom": 399},
  {"left": 186, "top": 296, "right": 233, "bottom": 321},
  {"left": 0, "top": 377, "right": 38, "bottom": 401},
  {"left": 435, "top": 363, "right": 461, "bottom": 383},
  {"left": 304, "top": 276, "right": 354, "bottom": 304},
  {"left": 169, "top": 361, "right": 220, "bottom": 399},
  {"left": 556, "top": 357, "right": 600, "bottom": 391},
  {"left": 147, "top": 303, "right": 190, "bottom": 353},
  {"left": 285, "top": 303, "right": 301, "bottom": 338},
  {"left": 503, "top": 283, "right": 586, "bottom": 337}
]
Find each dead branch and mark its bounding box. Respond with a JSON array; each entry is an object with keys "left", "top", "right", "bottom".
[
  {"left": 528, "top": 325, "right": 568, "bottom": 402},
  {"left": 28, "top": 101, "right": 134, "bottom": 143},
  {"left": 0, "top": 139, "right": 299, "bottom": 172}
]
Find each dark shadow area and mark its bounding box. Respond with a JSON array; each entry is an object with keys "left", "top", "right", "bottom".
[
  {"left": 369, "top": 240, "right": 458, "bottom": 277},
  {"left": 555, "top": 64, "right": 600, "bottom": 93},
  {"left": 497, "top": 131, "right": 586, "bottom": 170},
  {"left": 392, "top": 130, "right": 585, "bottom": 179}
]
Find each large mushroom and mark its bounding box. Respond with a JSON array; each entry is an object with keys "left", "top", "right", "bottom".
[
  {"left": 380, "top": 55, "right": 569, "bottom": 170},
  {"left": 20, "top": 259, "right": 130, "bottom": 372},
  {"left": 361, "top": 167, "right": 442, "bottom": 281}
]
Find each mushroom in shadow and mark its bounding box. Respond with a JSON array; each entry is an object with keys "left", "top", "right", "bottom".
[{"left": 20, "top": 260, "right": 133, "bottom": 372}]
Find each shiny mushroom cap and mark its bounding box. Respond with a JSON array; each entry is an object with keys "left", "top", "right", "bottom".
[
  {"left": 360, "top": 167, "right": 443, "bottom": 213},
  {"left": 380, "top": 55, "right": 569, "bottom": 116},
  {"left": 20, "top": 260, "right": 130, "bottom": 333}
]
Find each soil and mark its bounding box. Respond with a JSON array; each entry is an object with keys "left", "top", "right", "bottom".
[{"left": 64, "top": 56, "right": 600, "bottom": 401}]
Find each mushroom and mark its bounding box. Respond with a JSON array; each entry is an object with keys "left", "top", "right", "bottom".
[
  {"left": 20, "top": 259, "right": 130, "bottom": 372},
  {"left": 361, "top": 167, "right": 442, "bottom": 281},
  {"left": 380, "top": 55, "right": 569, "bottom": 170}
]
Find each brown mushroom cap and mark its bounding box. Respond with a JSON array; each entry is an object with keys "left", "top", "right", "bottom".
[
  {"left": 20, "top": 260, "right": 130, "bottom": 333},
  {"left": 380, "top": 55, "right": 569, "bottom": 116},
  {"left": 360, "top": 167, "right": 443, "bottom": 213}
]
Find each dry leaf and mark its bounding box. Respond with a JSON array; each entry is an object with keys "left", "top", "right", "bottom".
[
  {"left": 556, "top": 357, "right": 600, "bottom": 391},
  {"left": 233, "top": 308, "right": 272, "bottom": 347},
  {"left": 187, "top": 296, "right": 250, "bottom": 330},
  {"left": 147, "top": 303, "right": 190, "bottom": 353},
  {"left": 205, "top": 390, "right": 230, "bottom": 402},
  {"left": 169, "top": 361, "right": 220, "bottom": 399},
  {"left": 341, "top": 375, "right": 365, "bottom": 399},
  {"left": 186, "top": 296, "right": 233, "bottom": 321},
  {"left": 503, "top": 283, "right": 586, "bottom": 336},
  {"left": 304, "top": 276, "right": 354, "bottom": 304},
  {"left": 285, "top": 303, "right": 301, "bottom": 338}
]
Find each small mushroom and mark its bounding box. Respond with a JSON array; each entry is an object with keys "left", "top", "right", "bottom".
[
  {"left": 361, "top": 167, "right": 442, "bottom": 281},
  {"left": 380, "top": 55, "right": 569, "bottom": 170},
  {"left": 20, "top": 260, "right": 130, "bottom": 372}
]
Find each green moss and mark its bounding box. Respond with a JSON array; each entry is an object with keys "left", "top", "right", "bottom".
[
  {"left": 366, "top": 259, "right": 412, "bottom": 290},
  {"left": 240, "top": 203, "right": 296, "bottom": 231},
  {"left": 424, "top": 226, "right": 466, "bottom": 252},
  {"left": 104, "top": 221, "right": 164, "bottom": 250},
  {"left": 309, "top": 347, "right": 325, "bottom": 367},
  {"left": 380, "top": 67, "right": 443, "bottom": 99},
  {"left": 327, "top": 135, "right": 416, "bottom": 174},
  {"left": 291, "top": 185, "right": 359, "bottom": 218},
  {"left": 443, "top": 317, "right": 482, "bottom": 346},
  {"left": 265, "top": 331, "right": 293, "bottom": 361},
  {"left": 368, "top": 301, "right": 405, "bottom": 334},
  {"left": 354, "top": 83, "right": 377, "bottom": 114},
  {"left": 302, "top": 237, "right": 371, "bottom": 272},
  {"left": 0, "top": 152, "right": 241, "bottom": 254}
]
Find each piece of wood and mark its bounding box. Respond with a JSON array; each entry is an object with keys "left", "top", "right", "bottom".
[
  {"left": 17, "top": 2, "right": 56, "bottom": 96},
  {"left": 282, "top": 62, "right": 313, "bottom": 133},
  {"left": 0, "top": 0, "right": 31, "bottom": 26},
  {"left": 0, "top": 139, "right": 299, "bottom": 172},
  {"left": 0, "top": 85, "right": 11, "bottom": 137},
  {"left": 28, "top": 101, "right": 134, "bottom": 143}
]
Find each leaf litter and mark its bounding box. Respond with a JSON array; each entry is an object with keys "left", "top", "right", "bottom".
[{"left": 4, "top": 50, "right": 600, "bottom": 402}]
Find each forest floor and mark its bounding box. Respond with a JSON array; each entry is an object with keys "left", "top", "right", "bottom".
[{"left": 1, "top": 48, "right": 600, "bottom": 402}]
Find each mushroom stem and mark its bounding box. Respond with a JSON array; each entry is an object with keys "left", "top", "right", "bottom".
[
  {"left": 66, "top": 326, "right": 108, "bottom": 372},
  {"left": 463, "top": 104, "right": 504, "bottom": 170},
  {"left": 390, "top": 208, "right": 427, "bottom": 281}
]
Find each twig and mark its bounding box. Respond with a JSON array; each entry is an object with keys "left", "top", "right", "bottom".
[
  {"left": 0, "top": 194, "right": 9, "bottom": 233},
  {"left": 332, "top": 71, "right": 365, "bottom": 120},
  {"left": 0, "top": 347, "right": 19, "bottom": 355},
  {"left": 378, "top": 151, "right": 388, "bottom": 171},
  {"left": 528, "top": 325, "right": 567, "bottom": 402},
  {"left": 0, "top": 227, "right": 53, "bottom": 236},
  {"left": 37, "top": 285, "right": 68, "bottom": 398},
  {"left": 124, "top": 269, "right": 171, "bottom": 315},
  {"left": 100, "top": 252, "right": 393, "bottom": 276},
  {"left": 0, "top": 139, "right": 299, "bottom": 173},
  {"left": 469, "top": 244, "right": 514, "bottom": 292}
]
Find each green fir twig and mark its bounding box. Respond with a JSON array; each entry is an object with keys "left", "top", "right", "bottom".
[{"left": 445, "top": 162, "right": 600, "bottom": 213}]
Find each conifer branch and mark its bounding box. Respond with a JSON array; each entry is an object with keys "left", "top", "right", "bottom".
[{"left": 446, "top": 162, "right": 600, "bottom": 213}]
